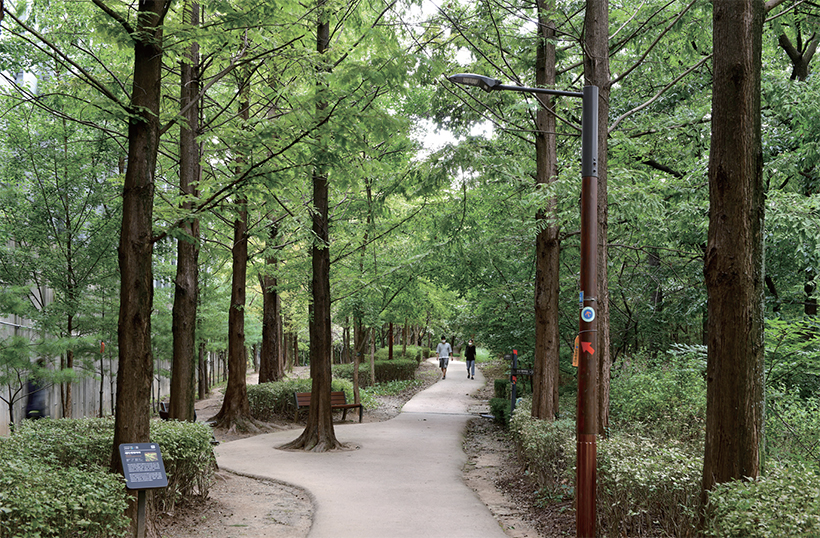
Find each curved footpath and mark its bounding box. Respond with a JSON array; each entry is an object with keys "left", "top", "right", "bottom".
[{"left": 215, "top": 358, "right": 510, "bottom": 538}]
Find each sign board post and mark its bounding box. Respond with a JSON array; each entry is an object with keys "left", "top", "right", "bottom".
[{"left": 119, "top": 443, "right": 169, "bottom": 538}]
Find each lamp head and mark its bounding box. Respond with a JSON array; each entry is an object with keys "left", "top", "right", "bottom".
[{"left": 447, "top": 73, "right": 501, "bottom": 93}]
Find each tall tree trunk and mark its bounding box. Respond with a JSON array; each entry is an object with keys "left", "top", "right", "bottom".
[
  {"left": 583, "top": 0, "right": 612, "bottom": 436},
  {"left": 63, "top": 349, "right": 73, "bottom": 418},
  {"left": 169, "top": 0, "right": 200, "bottom": 422},
  {"left": 370, "top": 327, "right": 376, "bottom": 385},
  {"left": 108, "top": 2, "right": 168, "bottom": 535},
  {"left": 282, "top": 2, "right": 340, "bottom": 450},
  {"left": 260, "top": 222, "right": 284, "bottom": 383},
  {"left": 213, "top": 66, "right": 252, "bottom": 430},
  {"left": 701, "top": 0, "right": 765, "bottom": 511},
  {"left": 532, "top": 0, "right": 560, "bottom": 421},
  {"left": 388, "top": 321, "right": 394, "bottom": 360},
  {"left": 402, "top": 318, "right": 408, "bottom": 357},
  {"left": 198, "top": 341, "right": 208, "bottom": 399},
  {"left": 109, "top": 0, "right": 165, "bottom": 469}
]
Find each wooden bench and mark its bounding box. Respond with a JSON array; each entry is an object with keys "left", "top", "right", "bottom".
[{"left": 293, "top": 391, "right": 364, "bottom": 423}]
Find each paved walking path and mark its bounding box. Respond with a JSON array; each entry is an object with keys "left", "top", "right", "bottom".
[{"left": 215, "top": 358, "right": 509, "bottom": 538}]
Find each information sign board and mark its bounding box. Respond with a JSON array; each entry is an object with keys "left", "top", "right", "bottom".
[{"left": 119, "top": 443, "right": 168, "bottom": 490}]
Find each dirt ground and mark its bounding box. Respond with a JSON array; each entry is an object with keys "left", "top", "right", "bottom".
[{"left": 156, "top": 363, "right": 575, "bottom": 538}]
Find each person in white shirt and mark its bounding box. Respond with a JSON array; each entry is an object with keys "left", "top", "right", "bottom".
[{"left": 436, "top": 336, "right": 453, "bottom": 379}]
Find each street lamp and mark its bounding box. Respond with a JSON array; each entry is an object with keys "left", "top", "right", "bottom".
[{"left": 448, "top": 73, "right": 599, "bottom": 538}]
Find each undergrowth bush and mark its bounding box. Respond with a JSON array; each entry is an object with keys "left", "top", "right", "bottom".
[
  {"left": 0, "top": 418, "right": 214, "bottom": 537},
  {"left": 609, "top": 348, "right": 706, "bottom": 441},
  {"left": 510, "top": 398, "right": 702, "bottom": 538},
  {"left": 0, "top": 459, "right": 129, "bottom": 538},
  {"left": 332, "top": 358, "right": 418, "bottom": 386},
  {"left": 765, "top": 388, "right": 820, "bottom": 468},
  {"left": 597, "top": 434, "right": 701, "bottom": 538},
  {"left": 248, "top": 378, "right": 375, "bottom": 421},
  {"left": 704, "top": 462, "right": 820, "bottom": 538}
]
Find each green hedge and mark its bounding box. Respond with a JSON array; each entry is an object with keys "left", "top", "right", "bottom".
[
  {"left": 704, "top": 463, "right": 820, "bottom": 538},
  {"left": 151, "top": 420, "right": 217, "bottom": 511},
  {"left": 332, "top": 358, "right": 418, "bottom": 387},
  {"left": 373, "top": 345, "right": 426, "bottom": 363},
  {"left": 0, "top": 418, "right": 215, "bottom": 537},
  {"left": 0, "top": 459, "right": 129, "bottom": 538},
  {"left": 510, "top": 398, "right": 702, "bottom": 538},
  {"left": 494, "top": 379, "right": 509, "bottom": 399},
  {"left": 247, "top": 378, "right": 372, "bottom": 421},
  {"left": 489, "top": 398, "right": 511, "bottom": 427}
]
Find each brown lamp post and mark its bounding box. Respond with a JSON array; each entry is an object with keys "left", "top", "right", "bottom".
[{"left": 447, "top": 74, "right": 599, "bottom": 537}]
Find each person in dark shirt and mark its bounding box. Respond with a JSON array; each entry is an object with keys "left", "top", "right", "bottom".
[{"left": 465, "top": 339, "right": 477, "bottom": 379}]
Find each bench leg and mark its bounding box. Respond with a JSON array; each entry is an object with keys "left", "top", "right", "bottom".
[
  {"left": 358, "top": 406, "right": 363, "bottom": 423},
  {"left": 342, "top": 408, "right": 348, "bottom": 421}
]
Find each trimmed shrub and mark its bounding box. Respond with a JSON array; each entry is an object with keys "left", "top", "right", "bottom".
[
  {"left": 704, "top": 462, "right": 820, "bottom": 538},
  {"left": 0, "top": 417, "right": 217, "bottom": 534},
  {"left": 151, "top": 420, "right": 217, "bottom": 511},
  {"left": 374, "top": 345, "right": 425, "bottom": 363},
  {"left": 0, "top": 417, "right": 113, "bottom": 470},
  {"left": 0, "top": 458, "right": 129, "bottom": 538},
  {"left": 489, "top": 397, "right": 511, "bottom": 427},
  {"left": 494, "top": 378, "right": 509, "bottom": 399},
  {"left": 248, "top": 378, "right": 370, "bottom": 421},
  {"left": 510, "top": 399, "right": 702, "bottom": 538},
  {"left": 510, "top": 399, "right": 575, "bottom": 496},
  {"left": 247, "top": 378, "right": 315, "bottom": 420},
  {"left": 332, "top": 359, "right": 417, "bottom": 387},
  {"left": 597, "top": 434, "right": 701, "bottom": 538}
]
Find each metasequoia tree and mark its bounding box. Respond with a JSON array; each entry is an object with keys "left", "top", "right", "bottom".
[
  {"left": 96, "top": 0, "right": 172, "bottom": 532},
  {"left": 531, "top": 0, "right": 560, "bottom": 420},
  {"left": 212, "top": 61, "right": 254, "bottom": 431},
  {"left": 701, "top": 0, "right": 765, "bottom": 510},
  {"left": 282, "top": 0, "right": 340, "bottom": 451},
  {"left": 259, "top": 221, "right": 285, "bottom": 383},
  {"left": 104, "top": 0, "right": 170, "bottom": 465},
  {"left": 169, "top": 0, "right": 201, "bottom": 422}
]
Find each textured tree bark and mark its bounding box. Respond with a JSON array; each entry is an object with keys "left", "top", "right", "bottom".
[
  {"left": 213, "top": 67, "right": 252, "bottom": 430},
  {"left": 701, "top": 0, "right": 765, "bottom": 511},
  {"left": 260, "top": 223, "right": 284, "bottom": 383},
  {"left": 281, "top": 1, "right": 340, "bottom": 451},
  {"left": 108, "top": 1, "right": 168, "bottom": 534},
  {"left": 170, "top": 0, "right": 200, "bottom": 422},
  {"left": 532, "top": 0, "right": 560, "bottom": 421},
  {"left": 583, "top": 0, "right": 612, "bottom": 435},
  {"left": 110, "top": 0, "right": 164, "bottom": 473}
]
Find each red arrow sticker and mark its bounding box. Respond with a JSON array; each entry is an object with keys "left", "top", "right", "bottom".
[{"left": 582, "top": 342, "right": 595, "bottom": 355}]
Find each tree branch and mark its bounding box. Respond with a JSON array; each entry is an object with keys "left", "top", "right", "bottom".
[
  {"left": 2, "top": 11, "right": 129, "bottom": 111},
  {"left": 609, "top": 54, "right": 712, "bottom": 133}
]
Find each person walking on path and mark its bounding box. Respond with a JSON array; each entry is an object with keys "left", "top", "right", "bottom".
[
  {"left": 436, "top": 336, "right": 452, "bottom": 379},
  {"left": 465, "top": 339, "right": 476, "bottom": 379}
]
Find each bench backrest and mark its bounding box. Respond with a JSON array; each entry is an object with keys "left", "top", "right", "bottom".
[{"left": 294, "top": 391, "right": 348, "bottom": 407}]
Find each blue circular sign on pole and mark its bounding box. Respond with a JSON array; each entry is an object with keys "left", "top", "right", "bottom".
[{"left": 581, "top": 307, "right": 595, "bottom": 323}]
